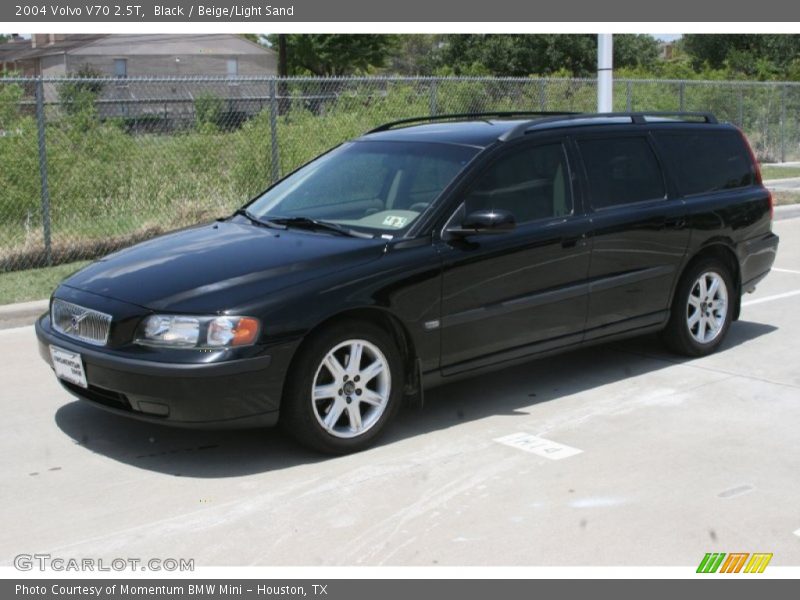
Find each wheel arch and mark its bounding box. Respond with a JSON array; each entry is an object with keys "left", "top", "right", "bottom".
[
  {"left": 281, "top": 306, "right": 421, "bottom": 410},
  {"left": 674, "top": 241, "right": 742, "bottom": 321}
]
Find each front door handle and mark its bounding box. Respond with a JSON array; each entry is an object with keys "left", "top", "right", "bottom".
[{"left": 561, "top": 234, "right": 588, "bottom": 249}]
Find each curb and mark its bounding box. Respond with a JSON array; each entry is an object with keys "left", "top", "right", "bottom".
[{"left": 0, "top": 298, "right": 48, "bottom": 330}]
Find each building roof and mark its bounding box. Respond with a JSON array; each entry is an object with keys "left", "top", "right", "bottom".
[
  {"left": 0, "top": 34, "right": 275, "bottom": 62},
  {"left": 70, "top": 34, "right": 275, "bottom": 56},
  {"left": 0, "top": 35, "right": 105, "bottom": 61}
]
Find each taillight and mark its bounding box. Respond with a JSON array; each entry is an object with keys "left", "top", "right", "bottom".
[
  {"left": 735, "top": 126, "right": 762, "bottom": 184},
  {"left": 736, "top": 126, "right": 772, "bottom": 220}
]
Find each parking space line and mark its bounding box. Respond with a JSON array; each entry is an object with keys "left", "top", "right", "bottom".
[
  {"left": 773, "top": 268, "right": 800, "bottom": 274},
  {"left": 742, "top": 289, "right": 800, "bottom": 307}
]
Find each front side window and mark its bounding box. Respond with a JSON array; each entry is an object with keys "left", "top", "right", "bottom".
[
  {"left": 462, "top": 143, "right": 573, "bottom": 224},
  {"left": 248, "top": 141, "right": 477, "bottom": 235},
  {"left": 578, "top": 137, "right": 666, "bottom": 209}
]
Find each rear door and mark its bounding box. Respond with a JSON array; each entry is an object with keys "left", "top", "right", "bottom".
[
  {"left": 575, "top": 132, "right": 690, "bottom": 339},
  {"left": 437, "top": 138, "right": 592, "bottom": 372}
]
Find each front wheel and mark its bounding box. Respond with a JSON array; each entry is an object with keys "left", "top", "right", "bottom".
[
  {"left": 663, "top": 258, "right": 734, "bottom": 357},
  {"left": 280, "top": 320, "right": 404, "bottom": 454}
]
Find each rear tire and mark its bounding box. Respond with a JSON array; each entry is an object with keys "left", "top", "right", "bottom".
[
  {"left": 280, "top": 319, "right": 404, "bottom": 454},
  {"left": 663, "top": 258, "right": 734, "bottom": 357}
]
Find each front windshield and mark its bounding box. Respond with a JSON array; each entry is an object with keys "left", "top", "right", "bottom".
[{"left": 246, "top": 140, "right": 478, "bottom": 237}]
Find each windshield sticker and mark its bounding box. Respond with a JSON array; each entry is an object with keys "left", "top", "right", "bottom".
[{"left": 382, "top": 215, "right": 408, "bottom": 228}]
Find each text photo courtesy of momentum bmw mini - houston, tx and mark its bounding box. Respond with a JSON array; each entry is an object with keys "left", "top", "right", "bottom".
[{"left": 1, "top": 9, "right": 800, "bottom": 591}]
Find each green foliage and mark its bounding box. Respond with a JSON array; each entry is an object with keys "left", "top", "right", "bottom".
[
  {"left": 267, "top": 34, "right": 399, "bottom": 76},
  {"left": 389, "top": 35, "right": 446, "bottom": 76},
  {"left": 436, "top": 34, "right": 660, "bottom": 78},
  {"left": 683, "top": 35, "right": 800, "bottom": 80},
  {"left": 56, "top": 64, "right": 106, "bottom": 133},
  {"left": 0, "top": 81, "right": 24, "bottom": 131},
  {"left": 194, "top": 92, "right": 225, "bottom": 131}
]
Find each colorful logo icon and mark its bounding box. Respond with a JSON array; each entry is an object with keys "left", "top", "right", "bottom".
[{"left": 697, "top": 552, "right": 773, "bottom": 573}]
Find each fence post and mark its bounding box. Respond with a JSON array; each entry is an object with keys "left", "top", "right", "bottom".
[
  {"left": 429, "top": 79, "right": 438, "bottom": 116},
  {"left": 738, "top": 88, "right": 744, "bottom": 127},
  {"left": 626, "top": 81, "right": 632, "bottom": 112},
  {"left": 539, "top": 79, "right": 547, "bottom": 111},
  {"left": 780, "top": 84, "right": 787, "bottom": 164},
  {"left": 269, "top": 78, "right": 280, "bottom": 183},
  {"left": 34, "top": 77, "right": 52, "bottom": 266},
  {"left": 679, "top": 82, "right": 686, "bottom": 111}
]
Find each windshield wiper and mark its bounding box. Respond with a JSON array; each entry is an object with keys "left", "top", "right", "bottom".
[
  {"left": 269, "top": 216, "right": 374, "bottom": 239},
  {"left": 232, "top": 208, "right": 285, "bottom": 230}
]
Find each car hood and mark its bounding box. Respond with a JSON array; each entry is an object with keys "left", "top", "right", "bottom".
[{"left": 62, "top": 220, "right": 387, "bottom": 313}]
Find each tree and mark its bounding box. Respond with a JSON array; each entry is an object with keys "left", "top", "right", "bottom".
[
  {"left": 683, "top": 34, "right": 800, "bottom": 79},
  {"left": 437, "top": 34, "right": 659, "bottom": 78},
  {"left": 267, "top": 34, "right": 398, "bottom": 76},
  {"left": 613, "top": 34, "right": 660, "bottom": 70},
  {"left": 389, "top": 35, "right": 445, "bottom": 76}
]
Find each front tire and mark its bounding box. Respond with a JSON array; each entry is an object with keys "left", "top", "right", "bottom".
[
  {"left": 663, "top": 258, "right": 734, "bottom": 357},
  {"left": 280, "top": 320, "right": 404, "bottom": 454}
]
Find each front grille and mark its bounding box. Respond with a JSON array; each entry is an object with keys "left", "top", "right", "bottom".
[{"left": 51, "top": 299, "right": 112, "bottom": 346}]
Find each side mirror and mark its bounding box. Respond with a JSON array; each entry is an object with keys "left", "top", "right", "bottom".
[{"left": 447, "top": 209, "right": 516, "bottom": 237}]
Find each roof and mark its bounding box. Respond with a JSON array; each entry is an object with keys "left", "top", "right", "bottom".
[
  {"left": 361, "top": 112, "right": 724, "bottom": 148},
  {"left": 361, "top": 119, "right": 526, "bottom": 148},
  {"left": 0, "top": 35, "right": 105, "bottom": 61},
  {"left": 70, "top": 34, "right": 276, "bottom": 56},
  {"left": 0, "top": 34, "right": 276, "bottom": 63}
]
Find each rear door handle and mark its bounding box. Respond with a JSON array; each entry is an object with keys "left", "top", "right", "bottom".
[{"left": 665, "top": 217, "right": 687, "bottom": 230}]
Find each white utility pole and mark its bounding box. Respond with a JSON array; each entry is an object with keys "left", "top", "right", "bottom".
[{"left": 597, "top": 34, "right": 613, "bottom": 113}]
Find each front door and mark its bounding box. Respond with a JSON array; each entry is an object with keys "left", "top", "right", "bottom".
[{"left": 438, "top": 139, "right": 592, "bottom": 373}]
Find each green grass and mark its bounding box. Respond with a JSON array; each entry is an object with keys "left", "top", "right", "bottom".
[
  {"left": 0, "top": 260, "right": 89, "bottom": 305},
  {"left": 761, "top": 165, "right": 800, "bottom": 180}
]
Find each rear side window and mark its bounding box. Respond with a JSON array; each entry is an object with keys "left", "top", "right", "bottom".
[
  {"left": 578, "top": 137, "right": 666, "bottom": 209},
  {"left": 654, "top": 131, "right": 754, "bottom": 196}
]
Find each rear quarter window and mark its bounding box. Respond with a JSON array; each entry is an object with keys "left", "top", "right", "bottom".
[{"left": 654, "top": 130, "right": 754, "bottom": 196}]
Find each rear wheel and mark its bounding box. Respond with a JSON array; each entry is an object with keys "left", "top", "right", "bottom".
[
  {"left": 663, "top": 258, "right": 734, "bottom": 357},
  {"left": 280, "top": 320, "right": 403, "bottom": 454}
]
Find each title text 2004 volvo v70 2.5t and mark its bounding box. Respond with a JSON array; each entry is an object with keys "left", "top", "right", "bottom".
[{"left": 37, "top": 111, "right": 779, "bottom": 453}]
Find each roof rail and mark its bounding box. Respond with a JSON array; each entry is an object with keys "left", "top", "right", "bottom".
[
  {"left": 367, "top": 111, "right": 580, "bottom": 134},
  {"left": 501, "top": 111, "right": 718, "bottom": 141}
]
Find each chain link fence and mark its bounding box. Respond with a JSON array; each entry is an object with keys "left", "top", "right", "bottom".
[{"left": 2, "top": 75, "right": 800, "bottom": 273}]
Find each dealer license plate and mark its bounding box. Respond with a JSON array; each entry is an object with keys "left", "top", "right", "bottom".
[{"left": 49, "top": 345, "right": 87, "bottom": 388}]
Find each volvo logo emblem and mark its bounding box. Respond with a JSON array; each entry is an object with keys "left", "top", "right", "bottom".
[{"left": 65, "top": 312, "right": 88, "bottom": 333}]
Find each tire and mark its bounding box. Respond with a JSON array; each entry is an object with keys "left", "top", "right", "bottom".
[
  {"left": 280, "top": 319, "right": 404, "bottom": 454},
  {"left": 663, "top": 258, "right": 735, "bottom": 357}
]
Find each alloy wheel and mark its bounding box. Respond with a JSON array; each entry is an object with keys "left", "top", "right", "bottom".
[{"left": 311, "top": 339, "right": 391, "bottom": 439}]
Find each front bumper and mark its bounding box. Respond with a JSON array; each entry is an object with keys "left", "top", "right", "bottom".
[{"left": 36, "top": 314, "right": 299, "bottom": 428}]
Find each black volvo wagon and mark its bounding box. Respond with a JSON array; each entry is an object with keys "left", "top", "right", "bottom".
[{"left": 36, "top": 111, "right": 779, "bottom": 453}]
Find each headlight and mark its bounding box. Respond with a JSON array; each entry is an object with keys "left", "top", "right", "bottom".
[{"left": 136, "top": 315, "right": 260, "bottom": 348}]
